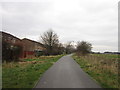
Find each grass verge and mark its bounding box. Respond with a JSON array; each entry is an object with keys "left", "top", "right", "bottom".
[
  {"left": 72, "top": 54, "right": 119, "bottom": 88},
  {"left": 2, "top": 55, "right": 64, "bottom": 88}
]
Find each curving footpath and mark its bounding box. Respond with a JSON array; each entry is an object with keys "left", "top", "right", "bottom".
[{"left": 35, "top": 55, "right": 102, "bottom": 88}]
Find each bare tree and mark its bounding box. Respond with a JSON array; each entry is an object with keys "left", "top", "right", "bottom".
[
  {"left": 52, "top": 43, "right": 65, "bottom": 55},
  {"left": 41, "top": 29, "right": 59, "bottom": 55},
  {"left": 76, "top": 41, "right": 92, "bottom": 55},
  {"left": 64, "top": 41, "right": 76, "bottom": 54}
]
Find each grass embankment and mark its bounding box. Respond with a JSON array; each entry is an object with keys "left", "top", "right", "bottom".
[
  {"left": 2, "top": 55, "right": 64, "bottom": 88},
  {"left": 72, "top": 54, "right": 119, "bottom": 88}
]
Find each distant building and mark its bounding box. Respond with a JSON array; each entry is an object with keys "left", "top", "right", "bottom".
[
  {"left": 1, "top": 31, "right": 23, "bottom": 60},
  {"left": 22, "top": 38, "right": 45, "bottom": 58},
  {"left": 1, "top": 31, "right": 22, "bottom": 46},
  {"left": 1, "top": 31, "right": 46, "bottom": 59}
]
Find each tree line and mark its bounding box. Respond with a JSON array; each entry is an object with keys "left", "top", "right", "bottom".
[
  {"left": 2, "top": 29, "right": 92, "bottom": 62},
  {"left": 40, "top": 29, "right": 92, "bottom": 56}
]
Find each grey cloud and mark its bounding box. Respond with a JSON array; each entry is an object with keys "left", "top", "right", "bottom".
[{"left": 1, "top": 0, "right": 118, "bottom": 52}]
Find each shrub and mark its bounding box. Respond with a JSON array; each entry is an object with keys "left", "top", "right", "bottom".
[
  {"left": 76, "top": 41, "right": 92, "bottom": 56},
  {"left": 2, "top": 41, "right": 22, "bottom": 62}
]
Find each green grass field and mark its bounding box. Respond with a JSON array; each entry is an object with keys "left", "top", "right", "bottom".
[
  {"left": 2, "top": 55, "right": 63, "bottom": 88},
  {"left": 72, "top": 54, "right": 119, "bottom": 88}
]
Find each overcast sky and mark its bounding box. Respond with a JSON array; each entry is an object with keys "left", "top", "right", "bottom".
[{"left": 0, "top": 0, "right": 119, "bottom": 52}]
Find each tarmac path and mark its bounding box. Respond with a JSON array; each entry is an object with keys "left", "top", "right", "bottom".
[{"left": 35, "top": 55, "right": 101, "bottom": 88}]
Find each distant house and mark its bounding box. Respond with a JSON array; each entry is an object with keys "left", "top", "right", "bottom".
[
  {"left": 1, "top": 31, "right": 23, "bottom": 61},
  {"left": 1, "top": 31, "right": 22, "bottom": 46},
  {"left": 1, "top": 31, "right": 46, "bottom": 60},
  {"left": 22, "top": 38, "right": 45, "bottom": 58}
]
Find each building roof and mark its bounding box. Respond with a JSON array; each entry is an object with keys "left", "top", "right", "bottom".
[
  {"left": 0, "top": 31, "right": 45, "bottom": 47},
  {"left": 22, "top": 38, "right": 44, "bottom": 47},
  {"left": 1, "top": 31, "right": 22, "bottom": 41}
]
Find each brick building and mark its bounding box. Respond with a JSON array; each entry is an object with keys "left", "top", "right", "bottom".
[
  {"left": 1, "top": 31, "right": 23, "bottom": 61},
  {"left": 1, "top": 31, "right": 45, "bottom": 59},
  {"left": 22, "top": 38, "right": 45, "bottom": 58},
  {"left": 1, "top": 31, "right": 22, "bottom": 46}
]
